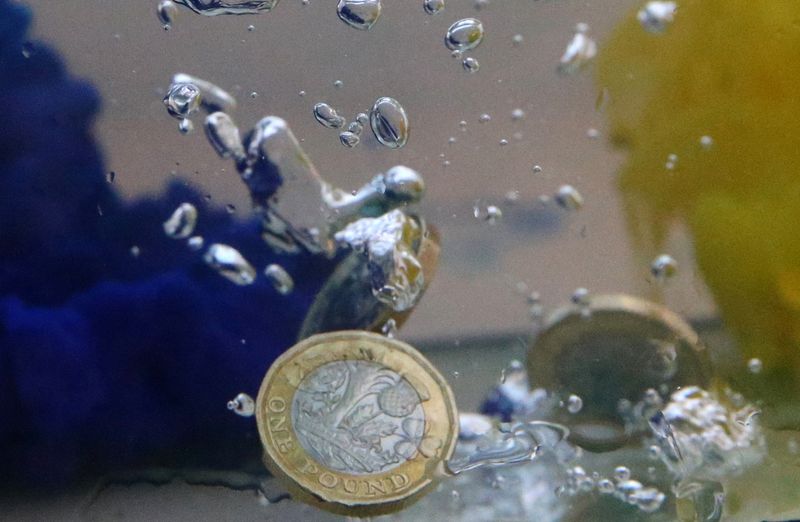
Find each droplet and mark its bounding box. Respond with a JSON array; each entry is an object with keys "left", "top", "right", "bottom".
[
  {"left": 614, "top": 465, "right": 631, "bottom": 482},
  {"left": 566, "top": 394, "right": 583, "bottom": 414},
  {"left": 204, "top": 243, "right": 256, "bottom": 285},
  {"left": 651, "top": 254, "right": 678, "bottom": 280},
  {"left": 558, "top": 24, "right": 597, "bottom": 74},
  {"left": 462, "top": 56, "right": 480, "bottom": 73},
  {"left": 178, "top": 118, "right": 193, "bottom": 134},
  {"left": 204, "top": 112, "right": 245, "bottom": 160},
  {"left": 637, "top": 1, "right": 677, "bottom": 33},
  {"left": 369, "top": 97, "right": 409, "bottom": 149},
  {"left": 227, "top": 393, "right": 255, "bottom": 417},
  {"left": 445, "top": 18, "right": 484, "bottom": 52},
  {"left": 173, "top": 0, "right": 279, "bottom": 16},
  {"left": 263, "top": 264, "right": 294, "bottom": 294},
  {"left": 554, "top": 184, "right": 584, "bottom": 210},
  {"left": 163, "top": 82, "right": 201, "bottom": 120},
  {"left": 336, "top": 0, "right": 382, "bottom": 31},
  {"left": 313, "top": 102, "right": 346, "bottom": 128},
  {"left": 157, "top": 0, "right": 179, "bottom": 25},
  {"left": 163, "top": 203, "right": 198, "bottom": 239},
  {"left": 747, "top": 358, "right": 763, "bottom": 374},
  {"left": 423, "top": 0, "right": 444, "bottom": 15},
  {"left": 339, "top": 131, "right": 360, "bottom": 148}
]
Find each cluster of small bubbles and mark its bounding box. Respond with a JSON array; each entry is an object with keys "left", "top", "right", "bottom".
[
  {"left": 637, "top": 1, "right": 677, "bottom": 33},
  {"left": 339, "top": 131, "right": 360, "bottom": 148},
  {"left": 227, "top": 392, "right": 255, "bottom": 417},
  {"left": 479, "top": 113, "right": 492, "bottom": 123},
  {"left": 337, "top": 0, "right": 382, "bottom": 31},
  {"left": 445, "top": 18, "right": 485, "bottom": 52},
  {"left": 423, "top": 0, "right": 444, "bottom": 15},
  {"left": 263, "top": 264, "right": 294, "bottom": 295},
  {"left": 504, "top": 190, "right": 520, "bottom": 204},
  {"left": 313, "top": 102, "right": 346, "bottom": 128},
  {"left": 558, "top": 23, "right": 597, "bottom": 74},
  {"left": 187, "top": 236, "right": 204, "bottom": 251},
  {"left": 665, "top": 152, "right": 678, "bottom": 170},
  {"left": 511, "top": 108, "right": 526, "bottom": 121},
  {"left": 651, "top": 254, "right": 678, "bottom": 280},
  {"left": 163, "top": 203, "right": 198, "bottom": 239},
  {"left": 203, "top": 243, "right": 256, "bottom": 285},
  {"left": 381, "top": 317, "right": 398, "bottom": 338},
  {"left": 699, "top": 135, "right": 714, "bottom": 149},
  {"left": 178, "top": 118, "right": 194, "bottom": 134},
  {"left": 554, "top": 184, "right": 584, "bottom": 210},
  {"left": 561, "top": 466, "right": 595, "bottom": 495},
  {"left": 370, "top": 97, "right": 409, "bottom": 149},
  {"left": 512, "top": 34, "right": 524, "bottom": 46},
  {"left": 566, "top": 394, "right": 583, "bottom": 414},
  {"left": 157, "top": 0, "right": 179, "bottom": 25},
  {"left": 462, "top": 56, "right": 480, "bottom": 73},
  {"left": 747, "top": 357, "right": 763, "bottom": 374},
  {"left": 164, "top": 82, "right": 201, "bottom": 120}
]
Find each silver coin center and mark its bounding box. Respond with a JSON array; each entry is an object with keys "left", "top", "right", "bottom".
[{"left": 291, "top": 360, "right": 425, "bottom": 475}]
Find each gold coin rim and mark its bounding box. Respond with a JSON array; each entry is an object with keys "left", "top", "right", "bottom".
[{"left": 256, "top": 330, "right": 458, "bottom": 515}]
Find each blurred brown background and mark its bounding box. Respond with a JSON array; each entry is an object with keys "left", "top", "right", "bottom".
[{"left": 25, "top": 0, "right": 717, "bottom": 344}]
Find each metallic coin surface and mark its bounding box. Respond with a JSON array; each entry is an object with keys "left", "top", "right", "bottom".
[
  {"left": 256, "top": 331, "right": 458, "bottom": 515},
  {"left": 528, "top": 294, "right": 712, "bottom": 452}
]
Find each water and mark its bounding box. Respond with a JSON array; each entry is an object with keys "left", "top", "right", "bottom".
[
  {"left": 336, "top": 0, "right": 382, "bottom": 31},
  {"left": 369, "top": 97, "right": 409, "bottom": 149},
  {"left": 445, "top": 18, "right": 484, "bottom": 52}
]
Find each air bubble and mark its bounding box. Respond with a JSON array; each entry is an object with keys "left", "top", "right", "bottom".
[
  {"left": 558, "top": 23, "right": 597, "bottom": 74},
  {"left": 554, "top": 184, "right": 584, "bottom": 210},
  {"left": 204, "top": 244, "right": 256, "bottom": 286},
  {"left": 339, "top": 131, "right": 360, "bottom": 148},
  {"left": 313, "top": 102, "right": 346, "bottom": 128},
  {"left": 614, "top": 466, "right": 632, "bottom": 482},
  {"left": 423, "top": 0, "right": 444, "bottom": 15},
  {"left": 157, "top": 0, "right": 178, "bottom": 25},
  {"left": 163, "top": 203, "right": 198, "bottom": 239},
  {"left": 263, "top": 264, "right": 294, "bottom": 294},
  {"left": 462, "top": 56, "right": 480, "bottom": 73},
  {"left": 227, "top": 393, "right": 255, "bottom": 417},
  {"left": 651, "top": 254, "right": 678, "bottom": 280},
  {"left": 566, "top": 394, "right": 583, "bottom": 414},
  {"left": 747, "top": 358, "right": 763, "bottom": 374},
  {"left": 336, "top": 0, "right": 382, "bottom": 30},
  {"left": 369, "top": 97, "right": 409, "bottom": 149},
  {"left": 163, "top": 82, "right": 201, "bottom": 120},
  {"left": 178, "top": 118, "right": 193, "bottom": 134},
  {"left": 445, "top": 18, "right": 484, "bottom": 52},
  {"left": 637, "top": 1, "right": 677, "bottom": 33}
]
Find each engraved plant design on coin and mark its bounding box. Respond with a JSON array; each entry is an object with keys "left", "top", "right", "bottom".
[{"left": 292, "top": 361, "right": 425, "bottom": 474}]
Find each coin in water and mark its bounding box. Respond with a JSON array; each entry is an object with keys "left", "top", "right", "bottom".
[
  {"left": 256, "top": 331, "right": 458, "bottom": 516},
  {"left": 527, "top": 294, "right": 712, "bottom": 452}
]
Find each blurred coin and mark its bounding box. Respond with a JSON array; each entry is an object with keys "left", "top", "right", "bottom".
[
  {"left": 256, "top": 331, "right": 458, "bottom": 516},
  {"left": 527, "top": 294, "right": 712, "bottom": 451}
]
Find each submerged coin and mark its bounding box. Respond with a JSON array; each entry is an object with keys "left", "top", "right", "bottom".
[
  {"left": 527, "top": 294, "right": 712, "bottom": 452},
  {"left": 256, "top": 331, "right": 458, "bottom": 516}
]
